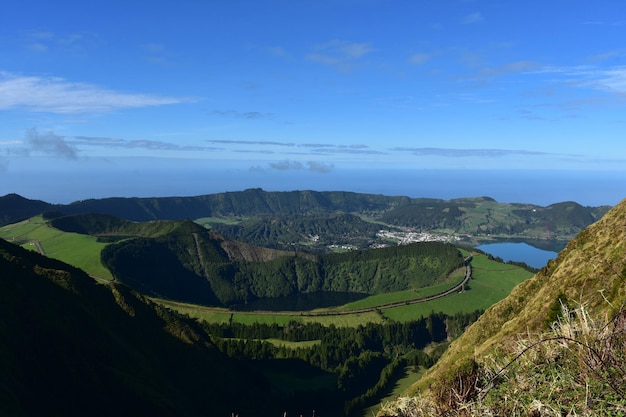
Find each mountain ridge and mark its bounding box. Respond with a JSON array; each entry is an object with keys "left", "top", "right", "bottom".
[{"left": 0, "top": 191, "right": 611, "bottom": 253}]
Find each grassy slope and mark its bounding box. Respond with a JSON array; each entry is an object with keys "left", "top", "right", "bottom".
[
  {"left": 0, "top": 216, "right": 112, "bottom": 279},
  {"left": 403, "top": 198, "right": 626, "bottom": 397}
]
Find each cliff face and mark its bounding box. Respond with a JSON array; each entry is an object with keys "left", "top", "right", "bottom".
[{"left": 403, "top": 197, "right": 626, "bottom": 398}]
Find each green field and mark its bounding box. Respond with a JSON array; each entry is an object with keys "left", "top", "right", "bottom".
[
  {"left": 360, "top": 366, "right": 427, "bottom": 417},
  {"left": 157, "top": 253, "right": 533, "bottom": 326},
  {"left": 2, "top": 216, "right": 533, "bottom": 323},
  {"left": 0, "top": 216, "right": 113, "bottom": 280},
  {"left": 380, "top": 253, "right": 533, "bottom": 321}
]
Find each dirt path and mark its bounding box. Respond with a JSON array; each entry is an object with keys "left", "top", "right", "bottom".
[{"left": 29, "top": 240, "right": 45, "bottom": 255}]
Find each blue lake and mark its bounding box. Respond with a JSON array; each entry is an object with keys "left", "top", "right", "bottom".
[{"left": 475, "top": 242, "right": 558, "bottom": 269}]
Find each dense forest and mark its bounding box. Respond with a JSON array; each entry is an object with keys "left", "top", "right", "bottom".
[
  {"left": 206, "top": 212, "right": 386, "bottom": 252},
  {"left": 200, "top": 311, "right": 483, "bottom": 415},
  {"left": 98, "top": 218, "right": 464, "bottom": 306}
]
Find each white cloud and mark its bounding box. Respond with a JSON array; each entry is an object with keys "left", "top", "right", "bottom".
[
  {"left": 0, "top": 72, "right": 193, "bottom": 114},
  {"left": 533, "top": 65, "right": 626, "bottom": 95},
  {"left": 409, "top": 53, "right": 431, "bottom": 65},
  {"left": 462, "top": 12, "right": 483, "bottom": 24},
  {"left": 268, "top": 160, "right": 334, "bottom": 173},
  {"left": 307, "top": 40, "right": 376, "bottom": 71},
  {"left": 588, "top": 67, "right": 626, "bottom": 94}
]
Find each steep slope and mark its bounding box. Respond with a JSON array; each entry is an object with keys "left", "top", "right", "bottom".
[
  {"left": 0, "top": 237, "right": 276, "bottom": 416},
  {"left": 387, "top": 198, "right": 626, "bottom": 414}
]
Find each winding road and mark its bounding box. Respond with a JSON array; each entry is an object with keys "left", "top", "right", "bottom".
[
  {"left": 298, "top": 255, "right": 473, "bottom": 316},
  {"left": 184, "top": 255, "right": 475, "bottom": 317}
]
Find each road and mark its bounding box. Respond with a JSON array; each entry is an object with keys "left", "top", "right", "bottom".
[
  {"left": 299, "top": 255, "right": 473, "bottom": 316},
  {"left": 175, "top": 255, "right": 475, "bottom": 317}
]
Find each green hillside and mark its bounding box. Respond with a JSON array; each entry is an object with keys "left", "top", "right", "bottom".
[
  {"left": 1, "top": 192, "right": 609, "bottom": 255},
  {"left": 0, "top": 215, "right": 112, "bottom": 279},
  {"left": 100, "top": 217, "right": 465, "bottom": 306},
  {"left": 379, "top": 198, "right": 626, "bottom": 416}
]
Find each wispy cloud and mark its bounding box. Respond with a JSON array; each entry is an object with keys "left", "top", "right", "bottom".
[
  {"left": 266, "top": 46, "right": 291, "bottom": 58},
  {"left": 210, "top": 110, "right": 274, "bottom": 120},
  {"left": 208, "top": 139, "right": 295, "bottom": 147},
  {"left": 206, "top": 140, "right": 381, "bottom": 156},
  {"left": 73, "top": 136, "right": 218, "bottom": 152},
  {"left": 24, "top": 129, "right": 79, "bottom": 159},
  {"left": 462, "top": 12, "right": 483, "bottom": 24},
  {"left": 0, "top": 71, "right": 193, "bottom": 114},
  {"left": 22, "top": 30, "right": 98, "bottom": 54},
  {"left": 307, "top": 40, "right": 376, "bottom": 71},
  {"left": 267, "top": 160, "right": 334, "bottom": 173},
  {"left": 305, "top": 145, "right": 385, "bottom": 155},
  {"left": 470, "top": 61, "right": 540, "bottom": 80},
  {"left": 533, "top": 65, "right": 626, "bottom": 95},
  {"left": 391, "top": 147, "right": 556, "bottom": 158},
  {"left": 583, "top": 20, "right": 626, "bottom": 27},
  {"left": 409, "top": 53, "right": 431, "bottom": 65}
]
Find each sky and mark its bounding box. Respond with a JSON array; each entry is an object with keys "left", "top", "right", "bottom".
[{"left": 1, "top": 0, "right": 626, "bottom": 205}]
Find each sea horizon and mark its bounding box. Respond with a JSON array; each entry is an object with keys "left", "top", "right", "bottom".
[{"left": 3, "top": 158, "right": 625, "bottom": 207}]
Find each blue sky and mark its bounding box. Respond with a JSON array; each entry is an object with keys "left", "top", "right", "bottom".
[{"left": 1, "top": 1, "right": 626, "bottom": 204}]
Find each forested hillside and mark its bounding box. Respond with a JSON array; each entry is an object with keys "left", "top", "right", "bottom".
[
  {"left": 96, "top": 216, "right": 464, "bottom": 306},
  {"left": 0, "top": 192, "right": 610, "bottom": 254},
  {"left": 206, "top": 212, "right": 385, "bottom": 252}
]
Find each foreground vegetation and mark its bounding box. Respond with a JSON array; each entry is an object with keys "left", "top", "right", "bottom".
[
  {"left": 378, "top": 304, "right": 626, "bottom": 416},
  {"left": 379, "top": 198, "right": 626, "bottom": 416}
]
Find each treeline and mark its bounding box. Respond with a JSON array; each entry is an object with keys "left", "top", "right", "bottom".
[
  {"left": 380, "top": 202, "right": 468, "bottom": 229},
  {"left": 207, "top": 213, "right": 385, "bottom": 252},
  {"left": 484, "top": 253, "right": 540, "bottom": 273},
  {"left": 47, "top": 212, "right": 184, "bottom": 239},
  {"left": 201, "top": 310, "right": 483, "bottom": 415},
  {"left": 102, "top": 220, "right": 465, "bottom": 306}
]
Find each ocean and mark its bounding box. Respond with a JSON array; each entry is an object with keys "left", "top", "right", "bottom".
[{"left": 4, "top": 159, "right": 625, "bottom": 207}]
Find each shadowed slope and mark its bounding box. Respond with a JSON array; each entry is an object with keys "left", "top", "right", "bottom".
[{"left": 0, "top": 238, "right": 275, "bottom": 417}]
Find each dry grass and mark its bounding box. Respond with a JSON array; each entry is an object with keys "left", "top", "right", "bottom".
[{"left": 378, "top": 303, "right": 626, "bottom": 416}]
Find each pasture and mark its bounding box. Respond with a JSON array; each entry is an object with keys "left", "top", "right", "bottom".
[
  {"left": 158, "top": 253, "right": 533, "bottom": 326},
  {"left": 0, "top": 216, "right": 113, "bottom": 280},
  {"left": 1, "top": 216, "right": 533, "bottom": 324}
]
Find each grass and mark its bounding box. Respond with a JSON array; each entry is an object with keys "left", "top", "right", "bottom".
[
  {"left": 361, "top": 366, "right": 427, "bottom": 417},
  {"left": 262, "top": 338, "right": 321, "bottom": 349},
  {"left": 0, "top": 216, "right": 113, "bottom": 280},
  {"left": 157, "top": 253, "right": 532, "bottom": 327},
  {"left": 379, "top": 304, "right": 626, "bottom": 416},
  {"left": 255, "top": 359, "right": 338, "bottom": 394},
  {"left": 2, "top": 217, "right": 533, "bottom": 326},
  {"left": 380, "top": 253, "right": 532, "bottom": 322},
  {"left": 156, "top": 298, "right": 387, "bottom": 326},
  {"left": 194, "top": 216, "right": 245, "bottom": 227}
]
